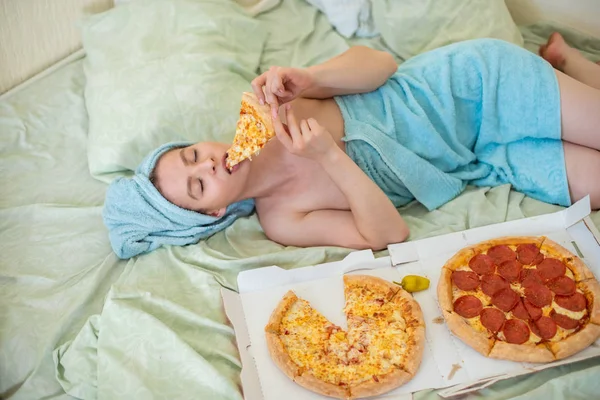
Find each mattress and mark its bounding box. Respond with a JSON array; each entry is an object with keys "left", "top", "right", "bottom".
[{"left": 1, "top": 2, "right": 600, "bottom": 399}]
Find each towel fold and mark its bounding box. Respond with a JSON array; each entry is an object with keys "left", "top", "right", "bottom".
[
  {"left": 336, "top": 38, "right": 570, "bottom": 210},
  {"left": 102, "top": 142, "right": 255, "bottom": 259}
]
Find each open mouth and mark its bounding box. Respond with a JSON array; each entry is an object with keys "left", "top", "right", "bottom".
[{"left": 223, "top": 153, "right": 232, "bottom": 174}]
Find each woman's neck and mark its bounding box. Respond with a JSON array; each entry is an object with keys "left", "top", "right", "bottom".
[{"left": 240, "top": 139, "right": 295, "bottom": 200}]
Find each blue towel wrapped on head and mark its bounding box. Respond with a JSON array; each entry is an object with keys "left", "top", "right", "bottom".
[
  {"left": 336, "top": 38, "right": 570, "bottom": 210},
  {"left": 102, "top": 142, "right": 255, "bottom": 259}
]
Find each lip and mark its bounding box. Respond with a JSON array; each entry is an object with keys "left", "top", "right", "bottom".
[{"left": 222, "top": 154, "right": 231, "bottom": 175}]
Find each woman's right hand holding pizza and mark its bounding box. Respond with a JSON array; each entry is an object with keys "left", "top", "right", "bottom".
[
  {"left": 251, "top": 67, "right": 314, "bottom": 119},
  {"left": 273, "top": 105, "right": 337, "bottom": 164}
]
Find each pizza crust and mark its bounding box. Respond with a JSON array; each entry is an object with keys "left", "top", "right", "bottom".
[
  {"left": 393, "top": 286, "right": 426, "bottom": 327},
  {"left": 541, "top": 238, "right": 595, "bottom": 281},
  {"left": 547, "top": 323, "right": 600, "bottom": 360},
  {"left": 349, "top": 368, "right": 412, "bottom": 399},
  {"left": 295, "top": 371, "right": 349, "bottom": 399},
  {"left": 474, "top": 236, "right": 546, "bottom": 252},
  {"left": 403, "top": 325, "right": 426, "bottom": 375},
  {"left": 580, "top": 279, "right": 600, "bottom": 325},
  {"left": 442, "top": 247, "right": 476, "bottom": 271},
  {"left": 265, "top": 291, "right": 297, "bottom": 333},
  {"left": 443, "top": 309, "right": 495, "bottom": 356},
  {"left": 343, "top": 274, "right": 397, "bottom": 300},
  {"left": 241, "top": 92, "right": 274, "bottom": 133},
  {"left": 437, "top": 267, "right": 454, "bottom": 313},
  {"left": 265, "top": 332, "right": 300, "bottom": 380},
  {"left": 488, "top": 341, "right": 554, "bottom": 363}
]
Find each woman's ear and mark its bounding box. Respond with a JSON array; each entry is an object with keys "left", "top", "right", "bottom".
[{"left": 208, "top": 208, "right": 226, "bottom": 218}]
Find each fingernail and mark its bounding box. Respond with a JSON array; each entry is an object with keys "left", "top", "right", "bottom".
[
  {"left": 259, "top": 98, "right": 264, "bottom": 105},
  {"left": 286, "top": 104, "right": 291, "bottom": 110}
]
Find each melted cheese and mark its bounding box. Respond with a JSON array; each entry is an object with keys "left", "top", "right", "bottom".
[
  {"left": 226, "top": 110, "right": 273, "bottom": 168},
  {"left": 278, "top": 282, "right": 419, "bottom": 386},
  {"left": 552, "top": 302, "right": 587, "bottom": 320},
  {"left": 452, "top": 286, "right": 491, "bottom": 306}
]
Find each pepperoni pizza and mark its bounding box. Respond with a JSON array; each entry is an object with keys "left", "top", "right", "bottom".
[{"left": 438, "top": 236, "right": 600, "bottom": 362}]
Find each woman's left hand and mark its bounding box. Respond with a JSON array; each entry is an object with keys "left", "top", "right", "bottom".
[
  {"left": 273, "top": 105, "right": 337, "bottom": 163},
  {"left": 251, "top": 67, "right": 314, "bottom": 119}
]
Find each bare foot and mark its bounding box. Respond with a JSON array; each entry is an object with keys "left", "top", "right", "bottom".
[{"left": 539, "top": 32, "right": 576, "bottom": 70}]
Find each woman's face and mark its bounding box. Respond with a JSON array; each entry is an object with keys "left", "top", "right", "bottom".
[{"left": 152, "top": 142, "right": 249, "bottom": 216}]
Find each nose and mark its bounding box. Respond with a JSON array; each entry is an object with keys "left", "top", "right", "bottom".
[{"left": 192, "top": 157, "right": 216, "bottom": 175}]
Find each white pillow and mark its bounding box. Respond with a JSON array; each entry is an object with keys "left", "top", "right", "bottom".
[
  {"left": 82, "top": 0, "right": 267, "bottom": 182},
  {"left": 304, "top": 0, "right": 378, "bottom": 38},
  {"left": 372, "top": 0, "right": 524, "bottom": 60}
]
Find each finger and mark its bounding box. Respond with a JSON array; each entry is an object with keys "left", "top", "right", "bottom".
[
  {"left": 285, "top": 105, "right": 303, "bottom": 144},
  {"left": 264, "top": 83, "right": 279, "bottom": 109},
  {"left": 270, "top": 102, "right": 279, "bottom": 120},
  {"left": 300, "top": 119, "right": 310, "bottom": 135},
  {"left": 269, "top": 74, "right": 284, "bottom": 103},
  {"left": 272, "top": 115, "right": 293, "bottom": 149},
  {"left": 306, "top": 118, "right": 320, "bottom": 130},
  {"left": 251, "top": 75, "right": 267, "bottom": 105}
]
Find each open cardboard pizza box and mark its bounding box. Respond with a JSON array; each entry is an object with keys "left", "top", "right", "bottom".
[{"left": 221, "top": 197, "right": 600, "bottom": 400}]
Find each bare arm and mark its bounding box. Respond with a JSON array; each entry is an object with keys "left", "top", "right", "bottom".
[
  {"left": 251, "top": 46, "right": 398, "bottom": 118},
  {"left": 262, "top": 151, "right": 409, "bottom": 250},
  {"left": 302, "top": 46, "right": 398, "bottom": 99},
  {"left": 267, "top": 107, "right": 409, "bottom": 250}
]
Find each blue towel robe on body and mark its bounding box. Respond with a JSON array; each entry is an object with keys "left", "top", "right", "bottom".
[{"left": 336, "top": 39, "right": 570, "bottom": 211}]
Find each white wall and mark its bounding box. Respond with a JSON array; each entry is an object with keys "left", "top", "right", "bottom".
[
  {"left": 506, "top": 0, "right": 600, "bottom": 38},
  {"left": 0, "top": 0, "right": 113, "bottom": 94}
]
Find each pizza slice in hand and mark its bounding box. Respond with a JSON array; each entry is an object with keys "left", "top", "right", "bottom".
[{"left": 225, "top": 92, "right": 275, "bottom": 170}]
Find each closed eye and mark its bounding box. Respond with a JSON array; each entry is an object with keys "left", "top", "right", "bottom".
[
  {"left": 193, "top": 149, "right": 198, "bottom": 163},
  {"left": 198, "top": 178, "right": 203, "bottom": 193}
]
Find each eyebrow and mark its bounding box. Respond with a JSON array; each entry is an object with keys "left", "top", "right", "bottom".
[
  {"left": 179, "top": 149, "right": 189, "bottom": 166},
  {"left": 180, "top": 149, "right": 198, "bottom": 200}
]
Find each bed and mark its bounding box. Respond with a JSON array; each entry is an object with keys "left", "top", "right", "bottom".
[{"left": 1, "top": 0, "right": 600, "bottom": 399}]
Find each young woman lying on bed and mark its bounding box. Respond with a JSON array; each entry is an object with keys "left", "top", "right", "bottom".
[{"left": 103, "top": 33, "right": 600, "bottom": 259}]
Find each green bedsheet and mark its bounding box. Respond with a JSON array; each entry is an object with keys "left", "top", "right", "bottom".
[{"left": 2, "top": 1, "right": 600, "bottom": 399}]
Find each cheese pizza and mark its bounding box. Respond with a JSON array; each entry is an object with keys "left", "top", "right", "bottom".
[
  {"left": 265, "top": 275, "right": 425, "bottom": 399},
  {"left": 225, "top": 92, "right": 275, "bottom": 170},
  {"left": 438, "top": 236, "right": 600, "bottom": 362}
]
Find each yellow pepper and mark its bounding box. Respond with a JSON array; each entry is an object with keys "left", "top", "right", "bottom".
[{"left": 394, "top": 275, "right": 430, "bottom": 293}]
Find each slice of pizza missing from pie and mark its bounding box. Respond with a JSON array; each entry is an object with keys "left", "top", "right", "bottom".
[{"left": 225, "top": 92, "right": 275, "bottom": 170}]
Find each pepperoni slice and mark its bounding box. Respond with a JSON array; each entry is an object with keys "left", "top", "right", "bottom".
[
  {"left": 503, "top": 319, "right": 530, "bottom": 344},
  {"left": 492, "top": 288, "right": 519, "bottom": 312},
  {"left": 469, "top": 254, "right": 496, "bottom": 275},
  {"left": 488, "top": 245, "right": 517, "bottom": 265},
  {"left": 525, "top": 283, "right": 553, "bottom": 308},
  {"left": 524, "top": 299, "right": 543, "bottom": 321},
  {"left": 547, "top": 276, "right": 576, "bottom": 296},
  {"left": 532, "top": 252, "right": 545, "bottom": 266},
  {"left": 511, "top": 298, "right": 530, "bottom": 320},
  {"left": 520, "top": 268, "right": 543, "bottom": 288},
  {"left": 454, "top": 295, "right": 483, "bottom": 318},
  {"left": 555, "top": 292, "right": 587, "bottom": 312},
  {"left": 482, "top": 274, "right": 510, "bottom": 297},
  {"left": 516, "top": 244, "right": 541, "bottom": 265},
  {"left": 550, "top": 310, "right": 580, "bottom": 330},
  {"left": 537, "top": 258, "right": 567, "bottom": 283},
  {"left": 452, "top": 270, "right": 480, "bottom": 291},
  {"left": 480, "top": 307, "right": 506, "bottom": 333},
  {"left": 530, "top": 316, "right": 557, "bottom": 340},
  {"left": 497, "top": 259, "right": 523, "bottom": 283}
]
